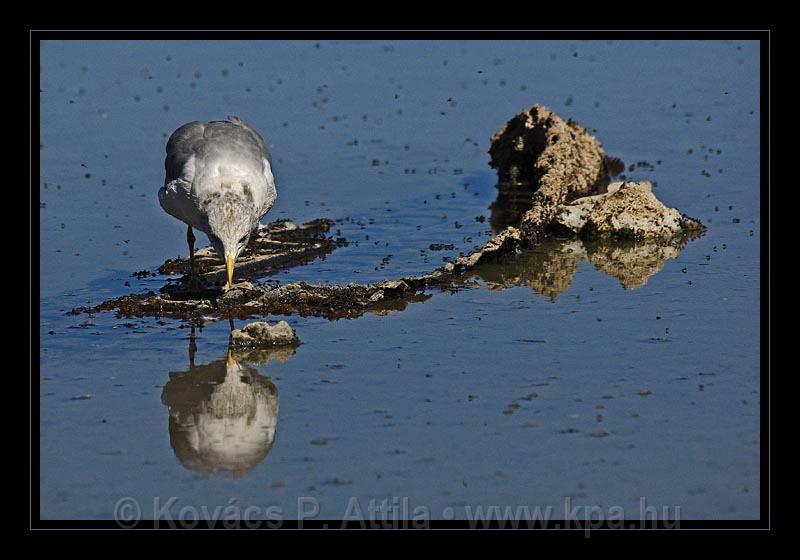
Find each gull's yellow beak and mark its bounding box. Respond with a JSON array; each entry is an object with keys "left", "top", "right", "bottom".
[
  {"left": 226, "top": 347, "right": 235, "bottom": 367},
  {"left": 225, "top": 256, "right": 235, "bottom": 291}
]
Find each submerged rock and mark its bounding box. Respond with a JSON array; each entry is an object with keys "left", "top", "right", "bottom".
[
  {"left": 230, "top": 321, "right": 299, "bottom": 348},
  {"left": 552, "top": 181, "right": 703, "bottom": 240}
]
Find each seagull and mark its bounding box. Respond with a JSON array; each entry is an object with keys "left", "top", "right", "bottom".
[{"left": 159, "top": 116, "right": 276, "bottom": 291}]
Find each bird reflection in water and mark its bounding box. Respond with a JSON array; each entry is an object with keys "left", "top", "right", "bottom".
[{"left": 161, "top": 326, "right": 292, "bottom": 477}]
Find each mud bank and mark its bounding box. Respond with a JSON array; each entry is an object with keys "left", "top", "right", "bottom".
[
  {"left": 78, "top": 271, "right": 461, "bottom": 321},
  {"left": 76, "top": 104, "right": 702, "bottom": 321},
  {"left": 159, "top": 219, "right": 342, "bottom": 288}
]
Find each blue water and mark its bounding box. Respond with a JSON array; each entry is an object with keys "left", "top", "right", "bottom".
[{"left": 39, "top": 39, "right": 760, "bottom": 522}]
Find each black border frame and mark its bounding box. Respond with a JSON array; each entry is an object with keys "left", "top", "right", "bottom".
[{"left": 24, "top": 19, "right": 773, "bottom": 542}]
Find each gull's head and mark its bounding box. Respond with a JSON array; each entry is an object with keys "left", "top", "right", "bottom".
[{"left": 203, "top": 188, "right": 258, "bottom": 290}]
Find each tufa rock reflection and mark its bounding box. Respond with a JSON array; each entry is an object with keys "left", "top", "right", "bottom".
[
  {"left": 471, "top": 184, "right": 700, "bottom": 300},
  {"left": 161, "top": 330, "right": 292, "bottom": 477}
]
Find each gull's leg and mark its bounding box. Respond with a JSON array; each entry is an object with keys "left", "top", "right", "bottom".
[
  {"left": 226, "top": 318, "right": 236, "bottom": 360},
  {"left": 188, "top": 324, "right": 197, "bottom": 369},
  {"left": 186, "top": 225, "right": 199, "bottom": 290}
]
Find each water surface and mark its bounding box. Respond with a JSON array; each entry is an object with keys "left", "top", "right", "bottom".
[{"left": 40, "top": 39, "right": 760, "bottom": 521}]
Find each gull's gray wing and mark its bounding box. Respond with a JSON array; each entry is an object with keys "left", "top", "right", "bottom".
[
  {"left": 221, "top": 115, "right": 272, "bottom": 166},
  {"left": 165, "top": 117, "right": 272, "bottom": 184},
  {"left": 160, "top": 121, "right": 206, "bottom": 228},
  {"left": 204, "top": 115, "right": 272, "bottom": 167},
  {"left": 165, "top": 121, "right": 206, "bottom": 183}
]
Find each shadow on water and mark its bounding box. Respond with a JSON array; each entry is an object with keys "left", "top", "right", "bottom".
[
  {"left": 472, "top": 184, "right": 698, "bottom": 300},
  {"left": 160, "top": 327, "right": 293, "bottom": 477}
]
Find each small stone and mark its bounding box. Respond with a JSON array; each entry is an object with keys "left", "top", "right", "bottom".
[
  {"left": 230, "top": 321, "right": 299, "bottom": 348},
  {"left": 369, "top": 290, "right": 385, "bottom": 302}
]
